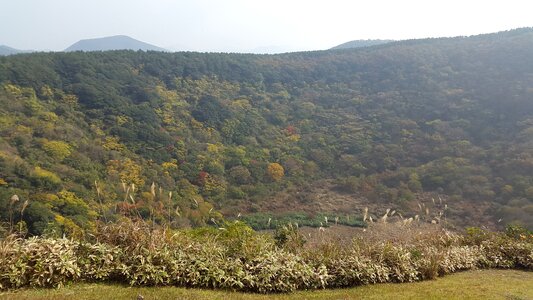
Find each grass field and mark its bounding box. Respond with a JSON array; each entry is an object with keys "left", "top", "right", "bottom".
[{"left": 1, "top": 269, "right": 532, "bottom": 300}]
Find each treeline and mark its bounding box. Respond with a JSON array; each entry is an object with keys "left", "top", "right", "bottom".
[{"left": 1, "top": 28, "right": 533, "bottom": 235}]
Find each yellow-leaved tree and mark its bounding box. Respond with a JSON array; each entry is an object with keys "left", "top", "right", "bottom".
[
  {"left": 267, "top": 163, "right": 284, "bottom": 182},
  {"left": 42, "top": 140, "right": 72, "bottom": 161},
  {"left": 106, "top": 159, "right": 145, "bottom": 186}
]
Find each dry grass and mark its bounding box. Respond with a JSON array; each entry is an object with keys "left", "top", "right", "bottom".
[
  {"left": 298, "top": 222, "right": 446, "bottom": 248},
  {"left": 1, "top": 269, "right": 531, "bottom": 300}
]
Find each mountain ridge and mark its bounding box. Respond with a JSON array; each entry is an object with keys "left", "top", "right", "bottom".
[
  {"left": 65, "top": 35, "right": 167, "bottom": 52},
  {"left": 331, "top": 39, "right": 395, "bottom": 50},
  {"left": 0, "top": 45, "right": 32, "bottom": 56}
]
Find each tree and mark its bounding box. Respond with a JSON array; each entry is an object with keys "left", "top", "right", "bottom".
[
  {"left": 42, "top": 140, "right": 72, "bottom": 161},
  {"left": 22, "top": 202, "right": 55, "bottom": 235},
  {"left": 30, "top": 167, "right": 61, "bottom": 190},
  {"left": 228, "top": 166, "right": 252, "bottom": 184},
  {"left": 106, "top": 159, "right": 145, "bottom": 186},
  {"left": 267, "top": 163, "right": 284, "bottom": 182}
]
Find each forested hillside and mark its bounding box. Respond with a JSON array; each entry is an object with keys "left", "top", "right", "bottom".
[
  {"left": 1, "top": 28, "right": 532, "bottom": 236},
  {"left": 330, "top": 39, "right": 394, "bottom": 49}
]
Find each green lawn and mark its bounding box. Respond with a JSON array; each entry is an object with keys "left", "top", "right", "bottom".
[{"left": 1, "top": 269, "right": 532, "bottom": 300}]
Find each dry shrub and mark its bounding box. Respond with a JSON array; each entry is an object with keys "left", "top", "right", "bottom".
[
  {"left": 76, "top": 242, "right": 123, "bottom": 281},
  {"left": 0, "top": 222, "right": 531, "bottom": 293},
  {"left": 323, "top": 255, "right": 390, "bottom": 287},
  {"left": 0, "top": 236, "right": 80, "bottom": 289},
  {"left": 245, "top": 250, "right": 325, "bottom": 293}
]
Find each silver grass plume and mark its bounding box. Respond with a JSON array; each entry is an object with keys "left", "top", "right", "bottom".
[
  {"left": 151, "top": 182, "right": 156, "bottom": 198},
  {"left": 124, "top": 186, "right": 131, "bottom": 202},
  {"left": 381, "top": 208, "right": 390, "bottom": 223},
  {"left": 10, "top": 194, "right": 19, "bottom": 205},
  {"left": 21, "top": 199, "right": 29, "bottom": 216},
  {"left": 94, "top": 181, "right": 101, "bottom": 198}
]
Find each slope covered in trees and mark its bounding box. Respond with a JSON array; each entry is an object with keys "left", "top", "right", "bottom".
[
  {"left": 330, "top": 39, "right": 394, "bottom": 50},
  {"left": 1, "top": 28, "right": 532, "bottom": 236}
]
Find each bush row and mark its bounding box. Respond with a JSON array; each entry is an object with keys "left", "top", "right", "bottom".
[{"left": 0, "top": 221, "right": 531, "bottom": 293}]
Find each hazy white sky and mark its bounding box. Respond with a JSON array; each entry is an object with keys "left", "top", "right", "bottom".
[{"left": 1, "top": 0, "right": 532, "bottom": 53}]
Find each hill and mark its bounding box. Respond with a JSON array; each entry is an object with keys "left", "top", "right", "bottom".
[
  {"left": 0, "top": 28, "right": 533, "bottom": 236},
  {"left": 331, "top": 39, "right": 394, "bottom": 49},
  {"left": 65, "top": 35, "right": 167, "bottom": 52},
  {"left": 0, "top": 45, "right": 31, "bottom": 56}
]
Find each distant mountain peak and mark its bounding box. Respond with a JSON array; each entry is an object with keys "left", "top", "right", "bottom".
[
  {"left": 65, "top": 35, "right": 167, "bottom": 52},
  {"left": 0, "top": 45, "right": 32, "bottom": 56}
]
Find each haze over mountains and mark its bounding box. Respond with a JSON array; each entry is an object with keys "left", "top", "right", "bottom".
[
  {"left": 3, "top": 35, "right": 398, "bottom": 55},
  {"left": 0, "top": 35, "right": 168, "bottom": 55},
  {"left": 4, "top": 32, "right": 515, "bottom": 55}
]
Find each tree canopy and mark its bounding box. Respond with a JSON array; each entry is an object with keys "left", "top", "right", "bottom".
[{"left": 1, "top": 28, "right": 533, "bottom": 234}]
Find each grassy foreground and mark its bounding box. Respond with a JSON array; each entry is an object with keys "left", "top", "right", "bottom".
[{"left": 1, "top": 269, "right": 532, "bottom": 300}]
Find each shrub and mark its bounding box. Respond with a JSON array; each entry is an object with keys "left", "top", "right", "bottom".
[
  {"left": 42, "top": 140, "right": 72, "bottom": 161},
  {"left": 0, "top": 222, "right": 531, "bottom": 293},
  {"left": 0, "top": 237, "right": 80, "bottom": 289},
  {"left": 75, "top": 242, "right": 123, "bottom": 281},
  {"left": 30, "top": 167, "right": 61, "bottom": 190},
  {"left": 244, "top": 250, "right": 324, "bottom": 292},
  {"left": 274, "top": 223, "right": 306, "bottom": 252}
]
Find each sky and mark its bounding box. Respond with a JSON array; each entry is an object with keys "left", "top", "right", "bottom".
[{"left": 1, "top": 0, "right": 533, "bottom": 53}]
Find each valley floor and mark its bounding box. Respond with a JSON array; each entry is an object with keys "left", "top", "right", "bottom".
[{"left": 1, "top": 269, "right": 531, "bottom": 300}]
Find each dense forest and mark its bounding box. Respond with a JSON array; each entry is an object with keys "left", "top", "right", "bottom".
[{"left": 1, "top": 28, "right": 532, "bottom": 236}]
